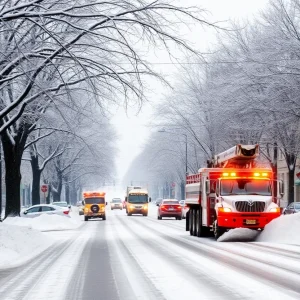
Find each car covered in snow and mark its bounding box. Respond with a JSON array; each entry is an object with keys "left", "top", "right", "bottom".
[{"left": 21, "top": 204, "right": 70, "bottom": 218}]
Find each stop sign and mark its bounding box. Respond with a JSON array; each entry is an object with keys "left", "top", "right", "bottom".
[{"left": 41, "top": 185, "right": 48, "bottom": 193}]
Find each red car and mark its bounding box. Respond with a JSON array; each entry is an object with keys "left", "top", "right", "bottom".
[{"left": 157, "top": 199, "right": 182, "bottom": 220}]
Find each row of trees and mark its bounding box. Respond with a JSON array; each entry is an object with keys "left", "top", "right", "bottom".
[
  {"left": 0, "top": 1, "right": 215, "bottom": 218},
  {"left": 125, "top": 0, "right": 300, "bottom": 205}
]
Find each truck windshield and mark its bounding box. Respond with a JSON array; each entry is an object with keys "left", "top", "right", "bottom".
[
  {"left": 220, "top": 179, "right": 271, "bottom": 196},
  {"left": 128, "top": 195, "right": 148, "bottom": 203},
  {"left": 84, "top": 197, "right": 105, "bottom": 204}
]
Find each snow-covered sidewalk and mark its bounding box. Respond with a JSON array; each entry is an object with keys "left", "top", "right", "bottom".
[{"left": 0, "top": 207, "right": 84, "bottom": 269}]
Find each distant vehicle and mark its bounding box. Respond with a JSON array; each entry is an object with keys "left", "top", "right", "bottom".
[
  {"left": 282, "top": 202, "right": 300, "bottom": 215},
  {"left": 179, "top": 200, "right": 189, "bottom": 219},
  {"left": 52, "top": 201, "right": 71, "bottom": 210},
  {"left": 21, "top": 204, "right": 70, "bottom": 218},
  {"left": 82, "top": 191, "right": 107, "bottom": 221},
  {"left": 157, "top": 199, "right": 182, "bottom": 220},
  {"left": 111, "top": 198, "right": 123, "bottom": 210},
  {"left": 76, "top": 201, "right": 84, "bottom": 215},
  {"left": 125, "top": 187, "right": 151, "bottom": 216}
]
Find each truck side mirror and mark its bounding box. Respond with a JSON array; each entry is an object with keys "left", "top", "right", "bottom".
[
  {"left": 82, "top": 200, "right": 84, "bottom": 205},
  {"left": 149, "top": 197, "right": 151, "bottom": 202},
  {"left": 125, "top": 197, "right": 127, "bottom": 202}
]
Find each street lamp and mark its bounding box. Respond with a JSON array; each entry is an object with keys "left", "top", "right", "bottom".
[{"left": 158, "top": 129, "right": 188, "bottom": 175}]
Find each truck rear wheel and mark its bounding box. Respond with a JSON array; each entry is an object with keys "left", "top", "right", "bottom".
[
  {"left": 186, "top": 211, "right": 190, "bottom": 231},
  {"left": 84, "top": 216, "right": 89, "bottom": 221}
]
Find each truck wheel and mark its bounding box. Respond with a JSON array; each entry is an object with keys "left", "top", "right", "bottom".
[
  {"left": 128, "top": 213, "right": 132, "bottom": 216},
  {"left": 189, "top": 209, "right": 195, "bottom": 236},
  {"left": 186, "top": 211, "right": 190, "bottom": 231},
  {"left": 84, "top": 216, "right": 89, "bottom": 221},
  {"left": 102, "top": 215, "right": 106, "bottom": 220},
  {"left": 214, "top": 221, "right": 226, "bottom": 240},
  {"left": 143, "top": 213, "right": 148, "bottom": 216}
]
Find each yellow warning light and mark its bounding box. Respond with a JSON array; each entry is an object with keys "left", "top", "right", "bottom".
[
  {"left": 254, "top": 173, "right": 260, "bottom": 177},
  {"left": 262, "top": 173, "right": 268, "bottom": 177},
  {"left": 223, "top": 172, "right": 229, "bottom": 176},
  {"left": 230, "top": 172, "right": 236, "bottom": 176}
]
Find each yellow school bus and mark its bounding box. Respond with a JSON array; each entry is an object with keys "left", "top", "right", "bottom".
[
  {"left": 125, "top": 188, "right": 151, "bottom": 216},
  {"left": 82, "top": 191, "right": 107, "bottom": 221}
]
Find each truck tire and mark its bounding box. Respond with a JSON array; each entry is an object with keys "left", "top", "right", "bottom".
[
  {"left": 213, "top": 221, "right": 226, "bottom": 240},
  {"left": 84, "top": 216, "right": 89, "bottom": 221},
  {"left": 196, "top": 208, "right": 210, "bottom": 237},
  {"left": 186, "top": 211, "right": 190, "bottom": 231},
  {"left": 102, "top": 215, "right": 106, "bottom": 221}
]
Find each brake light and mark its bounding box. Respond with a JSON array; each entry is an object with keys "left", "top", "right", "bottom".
[
  {"left": 160, "top": 205, "right": 166, "bottom": 210},
  {"left": 176, "top": 205, "right": 182, "bottom": 210},
  {"left": 269, "top": 207, "right": 280, "bottom": 213},
  {"left": 63, "top": 211, "right": 69, "bottom": 214}
]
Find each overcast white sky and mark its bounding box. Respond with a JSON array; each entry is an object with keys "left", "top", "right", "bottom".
[{"left": 112, "top": 0, "right": 269, "bottom": 183}]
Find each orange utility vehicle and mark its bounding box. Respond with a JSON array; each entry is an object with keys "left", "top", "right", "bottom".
[
  {"left": 82, "top": 191, "right": 107, "bottom": 221},
  {"left": 185, "top": 144, "right": 283, "bottom": 239}
]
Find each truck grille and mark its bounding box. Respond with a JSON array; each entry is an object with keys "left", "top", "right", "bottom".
[{"left": 235, "top": 201, "right": 265, "bottom": 212}]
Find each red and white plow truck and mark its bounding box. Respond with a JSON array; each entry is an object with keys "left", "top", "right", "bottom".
[{"left": 185, "top": 144, "right": 284, "bottom": 239}]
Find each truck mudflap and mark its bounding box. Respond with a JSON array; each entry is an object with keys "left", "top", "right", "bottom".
[{"left": 217, "top": 211, "right": 281, "bottom": 229}]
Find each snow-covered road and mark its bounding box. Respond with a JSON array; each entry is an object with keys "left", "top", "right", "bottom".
[{"left": 1, "top": 205, "right": 299, "bottom": 300}]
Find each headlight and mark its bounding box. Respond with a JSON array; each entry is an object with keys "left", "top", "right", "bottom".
[
  {"left": 129, "top": 205, "right": 134, "bottom": 209},
  {"left": 218, "top": 207, "right": 231, "bottom": 213},
  {"left": 269, "top": 207, "right": 280, "bottom": 213},
  {"left": 143, "top": 205, "right": 148, "bottom": 210},
  {"left": 84, "top": 208, "right": 89, "bottom": 212}
]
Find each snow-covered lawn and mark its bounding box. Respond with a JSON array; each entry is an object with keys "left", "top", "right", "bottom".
[
  {"left": 218, "top": 213, "right": 300, "bottom": 245},
  {"left": 0, "top": 207, "right": 84, "bottom": 269},
  {"left": 0, "top": 223, "right": 53, "bottom": 269}
]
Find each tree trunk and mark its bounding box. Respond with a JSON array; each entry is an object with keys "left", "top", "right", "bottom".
[
  {"left": 181, "top": 180, "right": 185, "bottom": 200},
  {"left": 288, "top": 168, "right": 295, "bottom": 205},
  {"left": 31, "top": 154, "right": 41, "bottom": 205},
  {"left": 52, "top": 171, "right": 62, "bottom": 202},
  {"left": 2, "top": 136, "right": 23, "bottom": 217},
  {"left": 65, "top": 182, "right": 70, "bottom": 204}
]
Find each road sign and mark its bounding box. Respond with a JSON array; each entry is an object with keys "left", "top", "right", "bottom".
[{"left": 41, "top": 185, "right": 48, "bottom": 193}]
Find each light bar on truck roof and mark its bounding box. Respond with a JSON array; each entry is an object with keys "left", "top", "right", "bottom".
[
  {"left": 221, "top": 171, "right": 271, "bottom": 179},
  {"left": 83, "top": 191, "right": 105, "bottom": 198}
]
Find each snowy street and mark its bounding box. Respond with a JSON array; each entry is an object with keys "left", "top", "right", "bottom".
[{"left": 0, "top": 205, "right": 300, "bottom": 300}]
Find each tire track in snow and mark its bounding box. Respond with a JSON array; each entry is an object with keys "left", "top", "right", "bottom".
[
  {"left": 135, "top": 215, "right": 300, "bottom": 298},
  {"left": 117, "top": 215, "right": 246, "bottom": 300}
]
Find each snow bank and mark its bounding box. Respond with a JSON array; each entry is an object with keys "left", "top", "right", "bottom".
[
  {"left": 218, "top": 228, "right": 259, "bottom": 242},
  {"left": 0, "top": 223, "right": 53, "bottom": 269},
  {"left": 256, "top": 213, "right": 300, "bottom": 245},
  {"left": 4, "top": 212, "right": 83, "bottom": 231}
]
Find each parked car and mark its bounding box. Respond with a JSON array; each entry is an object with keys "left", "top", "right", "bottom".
[
  {"left": 52, "top": 201, "right": 71, "bottom": 210},
  {"left": 179, "top": 200, "right": 189, "bottom": 219},
  {"left": 111, "top": 198, "right": 123, "bottom": 210},
  {"left": 282, "top": 202, "right": 300, "bottom": 215},
  {"left": 21, "top": 204, "right": 70, "bottom": 218},
  {"left": 157, "top": 199, "right": 182, "bottom": 220}
]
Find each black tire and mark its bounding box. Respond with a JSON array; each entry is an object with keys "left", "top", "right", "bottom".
[
  {"left": 214, "top": 221, "right": 226, "bottom": 240},
  {"left": 102, "top": 215, "right": 106, "bottom": 221},
  {"left": 186, "top": 211, "right": 190, "bottom": 231},
  {"left": 143, "top": 213, "right": 148, "bottom": 217},
  {"left": 189, "top": 209, "right": 194, "bottom": 236},
  {"left": 128, "top": 213, "right": 132, "bottom": 216},
  {"left": 84, "top": 216, "right": 89, "bottom": 221},
  {"left": 111, "top": 208, "right": 113, "bottom": 210},
  {"left": 178, "top": 216, "right": 182, "bottom": 220},
  {"left": 158, "top": 216, "right": 162, "bottom": 220}
]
